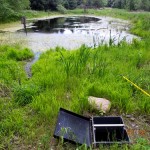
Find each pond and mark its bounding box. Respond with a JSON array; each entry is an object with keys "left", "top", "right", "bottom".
[
  {"left": 0, "top": 15, "right": 140, "bottom": 77},
  {"left": 16, "top": 15, "right": 139, "bottom": 53}
]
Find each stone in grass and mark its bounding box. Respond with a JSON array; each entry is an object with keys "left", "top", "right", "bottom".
[{"left": 88, "top": 96, "right": 111, "bottom": 113}]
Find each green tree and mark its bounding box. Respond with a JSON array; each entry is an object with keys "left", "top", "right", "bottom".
[
  {"left": 77, "top": 0, "right": 82, "bottom": 5},
  {"left": 0, "top": 0, "right": 12, "bottom": 21},
  {"left": 126, "top": 0, "right": 135, "bottom": 10},
  {"left": 8, "top": 0, "right": 30, "bottom": 11},
  {"left": 107, "top": 0, "right": 113, "bottom": 7},
  {"left": 30, "top": 0, "right": 45, "bottom": 10},
  {"left": 86, "top": 0, "right": 93, "bottom": 7},
  {"left": 63, "top": 0, "right": 69, "bottom": 9},
  {"left": 0, "top": 0, "right": 30, "bottom": 22},
  {"left": 68, "top": 0, "right": 77, "bottom": 9},
  {"left": 30, "top": 0, "right": 62, "bottom": 10},
  {"left": 140, "top": 0, "right": 150, "bottom": 11},
  {"left": 112, "top": 0, "right": 123, "bottom": 8},
  {"left": 93, "top": 0, "right": 105, "bottom": 8},
  {"left": 48, "top": 0, "right": 61, "bottom": 10},
  {"left": 83, "top": 0, "right": 87, "bottom": 12}
]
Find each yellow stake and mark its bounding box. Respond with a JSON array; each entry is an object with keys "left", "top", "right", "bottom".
[{"left": 123, "top": 76, "right": 150, "bottom": 97}]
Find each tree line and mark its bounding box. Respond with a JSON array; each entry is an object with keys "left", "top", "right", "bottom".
[
  {"left": 0, "top": 0, "right": 149, "bottom": 22},
  {"left": 107, "top": 0, "right": 150, "bottom": 11},
  {"left": 29, "top": 0, "right": 107, "bottom": 10},
  {"left": 29, "top": 0, "right": 150, "bottom": 11}
]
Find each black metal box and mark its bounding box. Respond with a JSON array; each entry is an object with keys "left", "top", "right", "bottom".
[{"left": 54, "top": 108, "right": 130, "bottom": 147}]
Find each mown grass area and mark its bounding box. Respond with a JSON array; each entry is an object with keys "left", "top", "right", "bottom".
[{"left": 0, "top": 9, "right": 150, "bottom": 149}]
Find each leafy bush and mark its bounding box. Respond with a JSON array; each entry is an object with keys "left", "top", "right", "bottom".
[
  {"left": 0, "top": 0, "right": 29, "bottom": 22},
  {"left": 56, "top": 5, "right": 67, "bottom": 14}
]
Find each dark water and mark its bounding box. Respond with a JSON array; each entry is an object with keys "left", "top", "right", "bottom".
[{"left": 26, "top": 16, "right": 100, "bottom": 33}]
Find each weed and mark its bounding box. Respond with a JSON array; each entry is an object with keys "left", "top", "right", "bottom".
[
  {"left": 13, "top": 83, "right": 39, "bottom": 106},
  {"left": 59, "top": 50, "right": 73, "bottom": 79}
]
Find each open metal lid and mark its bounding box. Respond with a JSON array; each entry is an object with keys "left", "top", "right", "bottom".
[
  {"left": 54, "top": 108, "right": 130, "bottom": 147},
  {"left": 54, "top": 108, "right": 92, "bottom": 146}
]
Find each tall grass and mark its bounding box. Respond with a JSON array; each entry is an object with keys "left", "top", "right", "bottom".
[
  {"left": 0, "top": 9, "right": 150, "bottom": 149},
  {"left": 28, "top": 36, "right": 150, "bottom": 148},
  {"left": 30, "top": 40, "right": 149, "bottom": 115}
]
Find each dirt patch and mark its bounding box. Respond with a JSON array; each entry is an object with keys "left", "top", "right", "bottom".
[
  {"left": 83, "top": 109, "right": 150, "bottom": 144},
  {"left": 124, "top": 115, "right": 150, "bottom": 143}
]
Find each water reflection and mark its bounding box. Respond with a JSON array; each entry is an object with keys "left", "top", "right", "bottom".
[{"left": 16, "top": 16, "right": 139, "bottom": 53}]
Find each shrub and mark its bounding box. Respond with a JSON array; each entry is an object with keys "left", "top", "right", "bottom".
[{"left": 56, "top": 5, "right": 67, "bottom": 14}]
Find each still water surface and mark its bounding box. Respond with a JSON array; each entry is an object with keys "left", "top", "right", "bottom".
[
  {"left": 0, "top": 16, "right": 139, "bottom": 54},
  {"left": 17, "top": 16, "right": 139, "bottom": 53}
]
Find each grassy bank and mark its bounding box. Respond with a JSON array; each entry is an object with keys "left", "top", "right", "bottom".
[
  {"left": 68, "top": 8, "right": 150, "bottom": 38},
  {"left": 0, "top": 10, "right": 60, "bottom": 30},
  {"left": 0, "top": 10, "right": 60, "bottom": 23},
  {"left": 0, "top": 9, "right": 150, "bottom": 149}
]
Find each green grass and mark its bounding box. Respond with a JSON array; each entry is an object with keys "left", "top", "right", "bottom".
[
  {"left": 0, "top": 10, "right": 60, "bottom": 30},
  {"left": 0, "top": 10, "right": 60, "bottom": 23},
  {"left": 0, "top": 8, "right": 150, "bottom": 149},
  {"left": 22, "top": 10, "right": 61, "bottom": 19},
  {"left": 30, "top": 41, "right": 150, "bottom": 114}
]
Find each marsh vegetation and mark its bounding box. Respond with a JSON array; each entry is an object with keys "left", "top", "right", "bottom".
[{"left": 0, "top": 8, "right": 150, "bottom": 150}]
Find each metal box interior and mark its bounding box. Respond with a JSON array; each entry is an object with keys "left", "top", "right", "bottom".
[
  {"left": 92, "top": 117, "right": 130, "bottom": 146},
  {"left": 54, "top": 108, "right": 130, "bottom": 147}
]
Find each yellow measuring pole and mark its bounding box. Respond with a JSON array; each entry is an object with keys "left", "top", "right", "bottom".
[{"left": 123, "top": 76, "right": 150, "bottom": 97}]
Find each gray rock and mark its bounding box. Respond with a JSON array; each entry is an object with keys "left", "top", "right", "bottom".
[
  {"left": 88, "top": 96, "right": 111, "bottom": 113},
  {"left": 126, "top": 115, "right": 132, "bottom": 118},
  {"left": 130, "top": 117, "right": 135, "bottom": 121}
]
